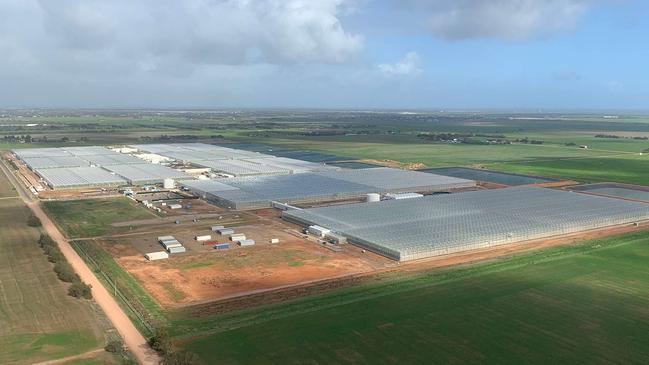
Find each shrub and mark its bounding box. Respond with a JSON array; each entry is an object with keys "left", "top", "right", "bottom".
[
  {"left": 38, "top": 234, "right": 55, "bottom": 247},
  {"left": 27, "top": 215, "right": 42, "bottom": 227},
  {"left": 68, "top": 281, "right": 93, "bottom": 299},
  {"left": 45, "top": 249, "right": 64, "bottom": 263},
  {"left": 149, "top": 326, "right": 172, "bottom": 355},
  {"left": 53, "top": 262, "right": 79, "bottom": 283},
  {"left": 104, "top": 339, "right": 125, "bottom": 354}
]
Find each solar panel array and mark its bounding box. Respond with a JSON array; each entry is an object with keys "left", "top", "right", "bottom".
[
  {"left": 283, "top": 187, "right": 649, "bottom": 261},
  {"left": 36, "top": 167, "right": 127, "bottom": 189},
  {"left": 182, "top": 167, "right": 475, "bottom": 209}
]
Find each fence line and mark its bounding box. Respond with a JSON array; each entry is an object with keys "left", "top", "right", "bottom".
[{"left": 70, "top": 240, "right": 156, "bottom": 334}]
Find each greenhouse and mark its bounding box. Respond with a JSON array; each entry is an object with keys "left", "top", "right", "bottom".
[
  {"left": 192, "top": 159, "right": 292, "bottom": 176},
  {"left": 36, "top": 166, "right": 127, "bottom": 189},
  {"left": 81, "top": 153, "right": 144, "bottom": 166},
  {"left": 103, "top": 164, "right": 191, "bottom": 185},
  {"left": 181, "top": 167, "right": 475, "bottom": 209},
  {"left": 283, "top": 187, "right": 649, "bottom": 261},
  {"left": 21, "top": 156, "right": 90, "bottom": 170}
]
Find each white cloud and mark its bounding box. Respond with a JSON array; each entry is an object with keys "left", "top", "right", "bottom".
[
  {"left": 378, "top": 52, "right": 422, "bottom": 77},
  {"left": 408, "top": 0, "right": 592, "bottom": 40},
  {"left": 4, "top": 0, "right": 363, "bottom": 71}
]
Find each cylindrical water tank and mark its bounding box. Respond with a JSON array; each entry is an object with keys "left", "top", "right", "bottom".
[
  {"left": 163, "top": 178, "right": 175, "bottom": 189},
  {"left": 366, "top": 193, "right": 381, "bottom": 202}
]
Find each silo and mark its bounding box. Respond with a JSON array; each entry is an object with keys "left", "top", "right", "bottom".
[
  {"left": 366, "top": 193, "right": 381, "bottom": 202},
  {"left": 163, "top": 178, "right": 175, "bottom": 189}
]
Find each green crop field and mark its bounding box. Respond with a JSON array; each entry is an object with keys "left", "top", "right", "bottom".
[
  {"left": 172, "top": 231, "right": 649, "bottom": 364},
  {"left": 489, "top": 155, "right": 649, "bottom": 185},
  {"left": 42, "top": 198, "right": 157, "bottom": 238},
  {"left": 0, "top": 196, "right": 109, "bottom": 364}
]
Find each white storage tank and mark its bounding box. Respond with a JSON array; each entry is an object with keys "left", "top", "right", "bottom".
[
  {"left": 366, "top": 193, "right": 381, "bottom": 203},
  {"left": 145, "top": 251, "right": 169, "bottom": 261},
  {"left": 163, "top": 178, "right": 175, "bottom": 189},
  {"left": 195, "top": 235, "right": 212, "bottom": 242}
]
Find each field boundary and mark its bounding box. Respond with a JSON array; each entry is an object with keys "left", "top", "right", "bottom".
[{"left": 70, "top": 240, "right": 158, "bottom": 335}]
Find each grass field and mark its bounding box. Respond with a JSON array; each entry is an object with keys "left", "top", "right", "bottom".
[
  {"left": 222, "top": 132, "right": 649, "bottom": 185},
  {"left": 490, "top": 155, "right": 649, "bottom": 185},
  {"left": 175, "top": 231, "right": 649, "bottom": 364},
  {"left": 42, "top": 198, "right": 157, "bottom": 238},
  {"left": 0, "top": 196, "right": 110, "bottom": 364}
]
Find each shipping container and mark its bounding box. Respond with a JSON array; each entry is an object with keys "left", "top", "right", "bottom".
[
  {"left": 238, "top": 239, "right": 255, "bottom": 246},
  {"left": 211, "top": 225, "right": 225, "bottom": 231},
  {"left": 270, "top": 238, "right": 280, "bottom": 244},
  {"left": 168, "top": 204, "right": 182, "bottom": 209},
  {"left": 167, "top": 246, "right": 186, "bottom": 254},
  {"left": 214, "top": 243, "right": 230, "bottom": 250},
  {"left": 217, "top": 228, "right": 234, "bottom": 235},
  {"left": 162, "top": 242, "right": 182, "bottom": 249},
  {"left": 195, "top": 235, "right": 212, "bottom": 242},
  {"left": 325, "top": 232, "right": 347, "bottom": 244},
  {"left": 308, "top": 225, "right": 330, "bottom": 237},
  {"left": 157, "top": 235, "right": 175, "bottom": 242},
  {"left": 229, "top": 234, "right": 246, "bottom": 241},
  {"left": 160, "top": 239, "right": 180, "bottom": 246},
  {"left": 145, "top": 251, "right": 169, "bottom": 261}
]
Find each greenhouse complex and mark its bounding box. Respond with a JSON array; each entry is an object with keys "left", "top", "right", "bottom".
[
  {"left": 283, "top": 187, "right": 649, "bottom": 261},
  {"left": 181, "top": 168, "right": 475, "bottom": 209}
]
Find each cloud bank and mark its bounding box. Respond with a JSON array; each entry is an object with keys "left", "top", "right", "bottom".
[{"left": 407, "top": 0, "right": 592, "bottom": 40}]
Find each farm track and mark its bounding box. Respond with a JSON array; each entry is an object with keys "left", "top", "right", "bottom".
[
  {"left": 32, "top": 348, "right": 104, "bottom": 365},
  {"left": 0, "top": 158, "right": 161, "bottom": 365}
]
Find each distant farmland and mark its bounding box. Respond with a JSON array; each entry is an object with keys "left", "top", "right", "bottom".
[{"left": 178, "top": 231, "right": 649, "bottom": 364}]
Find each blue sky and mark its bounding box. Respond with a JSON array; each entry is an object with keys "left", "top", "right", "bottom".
[{"left": 0, "top": 0, "right": 647, "bottom": 109}]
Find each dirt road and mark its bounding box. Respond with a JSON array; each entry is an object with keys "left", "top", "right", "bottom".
[{"left": 0, "top": 159, "right": 161, "bottom": 365}]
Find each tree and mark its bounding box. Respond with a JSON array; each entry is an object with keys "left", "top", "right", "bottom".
[
  {"left": 53, "top": 262, "right": 79, "bottom": 283},
  {"left": 68, "top": 281, "right": 93, "bottom": 299},
  {"left": 149, "top": 326, "right": 173, "bottom": 355},
  {"left": 27, "top": 214, "right": 42, "bottom": 227},
  {"left": 105, "top": 339, "right": 125, "bottom": 354}
]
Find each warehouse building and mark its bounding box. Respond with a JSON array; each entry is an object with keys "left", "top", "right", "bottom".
[
  {"left": 283, "top": 187, "right": 649, "bottom": 261},
  {"left": 181, "top": 167, "right": 475, "bottom": 209}
]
